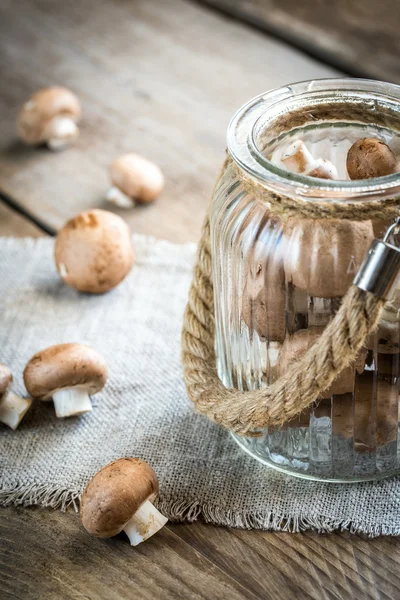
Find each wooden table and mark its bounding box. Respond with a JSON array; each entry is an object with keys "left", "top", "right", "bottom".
[{"left": 1, "top": 1, "right": 399, "bottom": 598}]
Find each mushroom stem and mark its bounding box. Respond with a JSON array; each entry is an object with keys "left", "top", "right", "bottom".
[
  {"left": 106, "top": 186, "right": 135, "bottom": 209},
  {"left": 123, "top": 500, "right": 168, "bottom": 546},
  {"left": 0, "top": 391, "right": 32, "bottom": 430},
  {"left": 45, "top": 116, "right": 79, "bottom": 150},
  {"left": 52, "top": 387, "right": 92, "bottom": 418}
]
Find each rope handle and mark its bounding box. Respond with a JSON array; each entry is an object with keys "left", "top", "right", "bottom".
[{"left": 181, "top": 213, "right": 400, "bottom": 436}]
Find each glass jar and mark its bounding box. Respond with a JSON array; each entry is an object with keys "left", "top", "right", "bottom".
[{"left": 211, "top": 79, "right": 400, "bottom": 482}]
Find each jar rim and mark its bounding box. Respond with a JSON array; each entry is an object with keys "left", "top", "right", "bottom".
[{"left": 227, "top": 78, "right": 400, "bottom": 203}]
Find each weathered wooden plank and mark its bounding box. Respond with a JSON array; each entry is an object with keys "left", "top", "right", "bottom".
[
  {"left": 1, "top": 506, "right": 400, "bottom": 600},
  {"left": 0, "top": 507, "right": 255, "bottom": 600},
  {"left": 198, "top": 0, "right": 400, "bottom": 83},
  {"left": 0, "top": 0, "right": 339, "bottom": 242},
  {"left": 0, "top": 203, "right": 44, "bottom": 237}
]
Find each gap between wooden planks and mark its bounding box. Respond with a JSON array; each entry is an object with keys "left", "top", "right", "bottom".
[{"left": 0, "top": 0, "right": 339, "bottom": 243}]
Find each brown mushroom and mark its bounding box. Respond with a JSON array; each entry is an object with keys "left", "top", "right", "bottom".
[
  {"left": 347, "top": 138, "right": 397, "bottom": 180},
  {"left": 0, "top": 363, "right": 32, "bottom": 430},
  {"left": 23, "top": 343, "right": 107, "bottom": 418},
  {"left": 106, "top": 153, "right": 164, "bottom": 208},
  {"left": 17, "top": 87, "right": 81, "bottom": 150},
  {"left": 241, "top": 217, "right": 286, "bottom": 342},
  {"left": 54, "top": 209, "right": 134, "bottom": 293},
  {"left": 80, "top": 458, "right": 168, "bottom": 546},
  {"left": 284, "top": 218, "right": 374, "bottom": 298}
]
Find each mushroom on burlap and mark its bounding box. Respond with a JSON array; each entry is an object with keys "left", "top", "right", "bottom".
[
  {"left": 23, "top": 343, "right": 107, "bottom": 418},
  {"left": 0, "top": 363, "right": 32, "bottom": 430},
  {"left": 80, "top": 458, "right": 168, "bottom": 546}
]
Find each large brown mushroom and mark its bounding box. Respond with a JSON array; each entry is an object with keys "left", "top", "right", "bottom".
[
  {"left": 284, "top": 218, "right": 374, "bottom": 298},
  {"left": 80, "top": 458, "right": 168, "bottom": 546},
  {"left": 347, "top": 138, "right": 397, "bottom": 180},
  {"left": 23, "top": 343, "right": 107, "bottom": 418},
  {"left": 106, "top": 153, "right": 164, "bottom": 208},
  {"left": 17, "top": 87, "right": 81, "bottom": 150},
  {"left": 54, "top": 209, "right": 134, "bottom": 293},
  {"left": 0, "top": 363, "right": 32, "bottom": 430}
]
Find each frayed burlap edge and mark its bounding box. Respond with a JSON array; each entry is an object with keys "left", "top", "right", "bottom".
[{"left": 2, "top": 483, "right": 399, "bottom": 538}]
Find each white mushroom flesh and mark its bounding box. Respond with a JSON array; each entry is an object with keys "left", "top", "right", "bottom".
[
  {"left": 0, "top": 391, "right": 32, "bottom": 430},
  {"left": 305, "top": 157, "right": 339, "bottom": 180},
  {"left": 52, "top": 387, "right": 92, "bottom": 418},
  {"left": 123, "top": 499, "right": 168, "bottom": 546},
  {"left": 44, "top": 116, "right": 79, "bottom": 150},
  {"left": 280, "top": 140, "right": 316, "bottom": 174},
  {"left": 106, "top": 186, "right": 135, "bottom": 209}
]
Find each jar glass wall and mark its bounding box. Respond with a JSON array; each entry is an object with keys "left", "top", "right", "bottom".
[{"left": 211, "top": 79, "right": 400, "bottom": 481}]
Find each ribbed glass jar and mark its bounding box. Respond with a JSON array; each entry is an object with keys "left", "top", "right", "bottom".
[{"left": 211, "top": 79, "right": 400, "bottom": 481}]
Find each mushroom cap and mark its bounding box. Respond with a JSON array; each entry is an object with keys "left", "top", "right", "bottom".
[
  {"left": 54, "top": 209, "right": 134, "bottom": 293},
  {"left": 23, "top": 343, "right": 107, "bottom": 400},
  {"left": 110, "top": 153, "right": 164, "bottom": 203},
  {"left": 17, "top": 86, "right": 81, "bottom": 145},
  {"left": 284, "top": 218, "right": 374, "bottom": 298},
  {"left": 0, "top": 363, "right": 12, "bottom": 397},
  {"left": 347, "top": 138, "right": 397, "bottom": 180},
  {"left": 80, "top": 458, "right": 159, "bottom": 538}
]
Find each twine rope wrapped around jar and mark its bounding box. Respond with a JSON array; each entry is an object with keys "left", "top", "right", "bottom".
[{"left": 181, "top": 157, "right": 400, "bottom": 436}]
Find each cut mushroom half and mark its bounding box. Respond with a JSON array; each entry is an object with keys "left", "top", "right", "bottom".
[
  {"left": 17, "top": 87, "right": 81, "bottom": 150},
  {"left": 0, "top": 363, "right": 32, "bottom": 430},
  {"left": 80, "top": 458, "right": 168, "bottom": 546},
  {"left": 23, "top": 343, "right": 107, "bottom": 418},
  {"left": 107, "top": 153, "right": 164, "bottom": 207}
]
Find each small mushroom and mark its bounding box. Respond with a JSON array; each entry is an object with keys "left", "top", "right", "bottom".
[
  {"left": 280, "top": 140, "right": 316, "bottom": 174},
  {"left": 23, "top": 343, "right": 107, "bottom": 418},
  {"left": 274, "top": 141, "right": 338, "bottom": 180},
  {"left": 241, "top": 221, "right": 286, "bottom": 342},
  {"left": 17, "top": 87, "right": 81, "bottom": 150},
  {"left": 284, "top": 218, "right": 374, "bottom": 298},
  {"left": 80, "top": 458, "right": 168, "bottom": 546},
  {"left": 305, "top": 158, "right": 338, "bottom": 180},
  {"left": 0, "top": 363, "right": 32, "bottom": 430},
  {"left": 106, "top": 153, "right": 164, "bottom": 208},
  {"left": 55, "top": 209, "right": 134, "bottom": 293},
  {"left": 347, "top": 138, "right": 397, "bottom": 180}
]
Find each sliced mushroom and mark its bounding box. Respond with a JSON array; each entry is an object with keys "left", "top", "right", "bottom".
[
  {"left": 54, "top": 209, "right": 134, "bottom": 293},
  {"left": 0, "top": 363, "right": 32, "bottom": 430},
  {"left": 106, "top": 153, "right": 164, "bottom": 207},
  {"left": 17, "top": 87, "right": 81, "bottom": 150},
  {"left": 80, "top": 458, "right": 168, "bottom": 546},
  {"left": 23, "top": 343, "right": 107, "bottom": 418}
]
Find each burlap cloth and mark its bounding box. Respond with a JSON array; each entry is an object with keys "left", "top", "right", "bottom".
[{"left": 1, "top": 235, "right": 400, "bottom": 536}]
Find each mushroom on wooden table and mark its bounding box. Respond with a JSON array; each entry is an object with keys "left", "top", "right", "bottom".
[
  {"left": 17, "top": 86, "right": 81, "bottom": 150},
  {"left": 80, "top": 458, "right": 168, "bottom": 546},
  {"left": 107, "top": 153, "right": 164, "bottom": 208},
  {"left": 0, "top": 363, "right": 32, "bottom": 430}
]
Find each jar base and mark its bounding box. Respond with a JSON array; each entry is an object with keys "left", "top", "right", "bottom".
[{"left": 231, "top": 431, "right": 400, "bottom": 483}]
